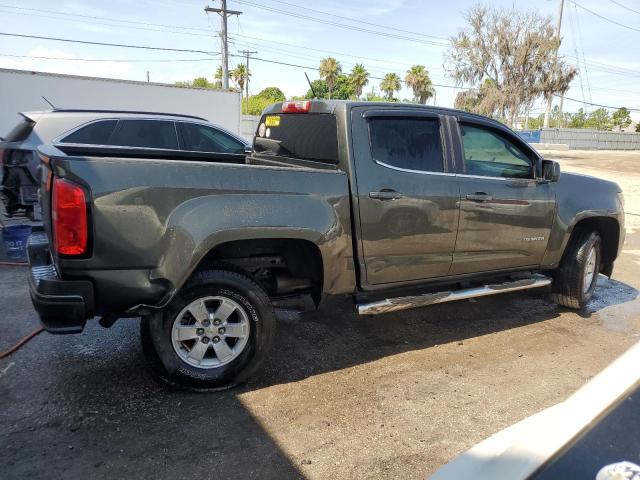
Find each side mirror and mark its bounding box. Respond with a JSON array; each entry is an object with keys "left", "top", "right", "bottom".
[
  {"left": 244, "top": 145, "right": 253, "bottom": 155},
  {"left": 541, "top": 159, "right": 561, "bottom": 182}
]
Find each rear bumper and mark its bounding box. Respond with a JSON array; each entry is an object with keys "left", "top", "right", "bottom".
[{"left": 27, "top": 232, "right": 94, "bottom": 334}]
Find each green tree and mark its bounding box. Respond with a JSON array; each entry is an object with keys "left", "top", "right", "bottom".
[
  {"left": 231, "top": 64, "right": 250, "bottom": 93},
  {"left": 585, "top": 108, "right": 611, "bottom": 131},
  {"left": 636, "top": 122, "right": 640, "bottom": 133},
  {"left": 319, "top": 57, "right": 342, "bottom": 99},
  {"left": 380, "top": 73, "right": 401, "bottom": 101},
  {"left": 242, "top": 87, "right": 288, "bottom": 115},
  {"left": 192, "top": 77, "right": 213, "bottom": 89},
  {"left": 611, "top": 107, "right": 632, "bottom": 130},
  {"left": 568, "top": 108, "right": 587, "bottom": 128},
  {"left": 305, "top": 76, "right": 354, "bottom": 100},
  {"left": 404, "top": 65, "right": 435, "bottom": 104},
  {"left": 214, "top": 66, "right": 223, "bottom": 89},
  {"left": 256, "top": 87, "right": 286, "bottom": 102},
  {"left": 349, "top": 64, "right": 369, "bottom": 99}
]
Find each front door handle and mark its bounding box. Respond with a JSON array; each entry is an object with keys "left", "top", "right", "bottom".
[
  {"left": 465, "top": 192, "right": 493, "bottom": 202},
  {"left": 369, "top": 190, "right": 404, "bottom": 200}
]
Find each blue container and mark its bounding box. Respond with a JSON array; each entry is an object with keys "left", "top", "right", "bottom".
[{"left": 2, "top": 225, "right": 33, "bottom": 262}]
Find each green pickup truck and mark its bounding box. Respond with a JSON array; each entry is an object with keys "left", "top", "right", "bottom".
[{"left": 28, "top": 100, "right": 625, "bottom": 389}]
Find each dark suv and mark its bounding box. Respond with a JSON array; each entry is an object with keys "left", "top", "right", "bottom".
[{"left": 1, "top": 110, "right": 249, "bottom": 218}]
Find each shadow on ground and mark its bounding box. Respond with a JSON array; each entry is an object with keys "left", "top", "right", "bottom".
[{"left": 1, "top": 266, "right": 637, "bottom": 479}]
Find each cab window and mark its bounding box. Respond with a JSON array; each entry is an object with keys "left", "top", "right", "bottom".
[
  {"left": 368, "top": 117, "right": 443, "bottom": 172},
  {"left": 460, "top": 123, "right": 533, "bottom": 179}
]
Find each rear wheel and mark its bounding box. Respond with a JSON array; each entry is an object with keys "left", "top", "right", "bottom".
[
  {"left": 551, "top": 229, "right": 601, "bottom": 309},
  {"left": 141, "top": 269, "right": 275, "bottom": 390}
]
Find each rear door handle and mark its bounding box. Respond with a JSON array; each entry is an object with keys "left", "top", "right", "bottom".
[
  {"left": 369, "top": 190, "right": 404, "bottom": 200},
  {"left": 465, "top": 192, "right": 493, "bottom": 202}
]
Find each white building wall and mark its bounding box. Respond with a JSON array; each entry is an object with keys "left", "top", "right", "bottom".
[{"left": 0, "top": 68, "right": 241, "bottom": 137}]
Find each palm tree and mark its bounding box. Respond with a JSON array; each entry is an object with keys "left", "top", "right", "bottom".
[
  {"left": 214, "top": 66, "right": 223, "bottom": 89},
  {"left": 231, "top": 63, "right": 249, "bottom": 93},
  {"left": 349, "top": 64, "right": 369, "bottom": 99},
  {"left": 405, "top": 65, "right": 435, "bottom": 104},
  {"left": 380, "top": 73, "right": 401, "bottom": 101},
  {"left": 319, "top": 57, "right": 341, "bottom": 99}
]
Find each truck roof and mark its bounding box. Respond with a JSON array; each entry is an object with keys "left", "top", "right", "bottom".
[{"left": 262, "top": 100, "right": 495, "bottom": 124}]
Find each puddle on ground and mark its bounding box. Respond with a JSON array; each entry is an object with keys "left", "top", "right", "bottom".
[{"left": 586, "top": 277, "right": 639, "bottom": 333}]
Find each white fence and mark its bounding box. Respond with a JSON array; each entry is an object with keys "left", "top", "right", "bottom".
[
  {"left": 540, "top": 128, "right": 640, "bottom": 150},
  {"left": 241, "top": 115, "right": 260, "bottom": 142},
  {"left": 0, "top": 68, "right": 242, "bottom": 137}
]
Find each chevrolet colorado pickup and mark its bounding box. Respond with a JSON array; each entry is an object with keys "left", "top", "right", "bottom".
[{"left": 28, "top": 100, "right": 625, "bottom": 389}]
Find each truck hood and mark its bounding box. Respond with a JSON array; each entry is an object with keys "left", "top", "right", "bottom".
[{"left": 556, "top": 170, "right": 622, "bottom": 195}]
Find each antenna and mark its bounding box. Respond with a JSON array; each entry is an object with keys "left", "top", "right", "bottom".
[
  {"left": 304, "top": 72, "right": 317, "bottom": 99},
  {"left": 41, "top": 96, "right": 56, "bottom": 110}
]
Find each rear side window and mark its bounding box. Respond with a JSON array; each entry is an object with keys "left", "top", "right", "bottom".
[
  {"left": 109, "top": 120, "right": 178, "bottom": 149},
  {"left": 253, "top": 113, "right": 338, "bottom": 163},
  {"left": 177, "top": 122, "right": 245, "bottom": 154},
  {"left": 60, "top": 120, "right": 117, "bottom": 145},
  {"left": 5, "top": 119, "right": 35, "bottom": 142},
  {"left": 368, "top": 117, "right": 443, "bottom": 172}
]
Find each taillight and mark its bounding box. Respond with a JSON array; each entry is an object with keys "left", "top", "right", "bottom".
[
  {"left": 282, "top": 100, "right": 311, "bottom": 113},
  {"left": 52, "top": 177, "right": 88, "bottom": 256},
  {"left": 0, "top": 149, "right": 5, "bottom": 167}
]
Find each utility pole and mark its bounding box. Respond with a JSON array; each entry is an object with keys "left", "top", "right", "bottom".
[
  {"left": 239, "top": 49, "right": 257, "bottom": 114},
  {"left": 205, "top": 1, "right": 242, "bottom": 90},
  {"left": 544, "top": 0, "right": 565, "bottom": 129}
]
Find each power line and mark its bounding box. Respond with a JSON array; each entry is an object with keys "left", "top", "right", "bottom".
[
  {"left": 559, "top": 94, "right": 640, "bottom": 111},
  {"left": 0, "top": 3, "right": 212, "bottom": 32},
  {"left": 0, "top": 7, "right": 212, "bottom": 38},
  {"left": 570, "top": 0, "right": 640, "bottom": 33},
  {"left": 608, "top": 0, "right": 640, "bottom": 16},
  {"left": 228, "top": 32, "right": 423, "bottom": 69},
  {"left": 231, "top": 0, "right": 449, "bottom": 47},
  {"left": 263, "top": 0, "right": 448, "bottom": 41},
  {"left": 0, "top": 32, "right": 219, "bottom": 55},
  {"left": 0, "top": 53, "right": 215, "bottom": 63}
]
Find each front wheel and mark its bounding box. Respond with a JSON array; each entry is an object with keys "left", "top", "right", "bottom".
[
  {"left": 551, "top": 229, "right": 601, "bottom": 309},
  {"left": 141, "top": 269, "right": 275, "bottom": 390}
]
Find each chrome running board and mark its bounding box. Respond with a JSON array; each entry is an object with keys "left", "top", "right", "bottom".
[{"left": 357, "top": 276, "right": 552, "bottom": 316}]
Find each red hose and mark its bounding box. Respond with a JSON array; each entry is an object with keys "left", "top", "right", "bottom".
[
  {"left": 0, "top": 261, "right": 28, "bottom": 267},
  {"left": 0, "top": 327, "right": 44, "bottom": 359}
]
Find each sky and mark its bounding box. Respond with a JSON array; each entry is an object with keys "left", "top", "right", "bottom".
[{"left": 0, "top": 0, "right": 639, "bottom": 120}]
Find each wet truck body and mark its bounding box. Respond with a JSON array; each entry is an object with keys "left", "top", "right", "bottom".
[{"left": 28, "top": 100, "right": 624, "bottom": 388}]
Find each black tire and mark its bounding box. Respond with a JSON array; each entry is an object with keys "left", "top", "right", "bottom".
[
  {"left": 551, "top": 229, "right": 601, "bottom": 309},
  {"left": 141, "top": 269, "right": 275, "bottom": 390}
]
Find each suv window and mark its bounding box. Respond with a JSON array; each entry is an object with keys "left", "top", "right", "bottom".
[
  {"left": 368, "top": 117, "right": 443, "bottom": 172},
  {"left": 460, "top": 123, "right": 532, "bottom": 179},
  {"left": 60, "top": 120, "right": 117, "bottom": 145},
  {"left": 109, "top": 120, "right": 178, "bottom": 150},
  {"left": 177, "top": 122, "right": 245, "bottom": 154},
  {"left": 253, "top": 113, "right": 338, "bottom": 163}
]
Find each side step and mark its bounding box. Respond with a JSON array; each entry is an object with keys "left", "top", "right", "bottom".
[{"left": 357, "top": 276, "right": 552, "bottom": 316}]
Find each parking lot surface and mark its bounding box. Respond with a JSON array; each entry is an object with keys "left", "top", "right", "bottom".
[{"left": 1, "top": 150, "right": 639, "bottom": 479}]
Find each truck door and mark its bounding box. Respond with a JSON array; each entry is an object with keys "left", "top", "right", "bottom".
[
  {"left": 350, "top": 108, "right": 460, "bottom": 285},
  {"left": 450, "top": 117, "right": 556, "bottom": 275}
]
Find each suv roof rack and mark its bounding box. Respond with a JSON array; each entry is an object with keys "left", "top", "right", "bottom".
[{"left": 46, "top": 109, "right": 208, "bottom": 121}]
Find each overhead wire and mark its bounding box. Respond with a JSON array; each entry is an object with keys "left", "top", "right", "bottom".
[
  {"left": 570, "top": 0, "right": 640, "bottom": 33},
  {"left": 0, "top": 32, "right": 219, "bottom": 55}
]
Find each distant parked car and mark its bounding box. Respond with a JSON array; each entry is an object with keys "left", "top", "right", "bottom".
[{"left": 0, "top": 110, "right": 250, "bottom": 218}]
